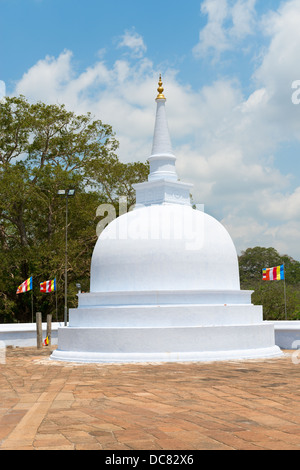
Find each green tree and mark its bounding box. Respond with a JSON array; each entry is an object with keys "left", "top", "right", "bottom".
[
  {"left": 0, "top": 95, "right": 149, "bottom": 323},
  {"left": 239, "top": 247, "right": 300, "bottom": 320}
]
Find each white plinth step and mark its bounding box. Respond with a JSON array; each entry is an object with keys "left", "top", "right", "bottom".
[
  {"left": 69, "top": 304, "right": 263, "bottom": 327},
  {"left": 51, "top": 323, "right": 282, "bottom": 363}
]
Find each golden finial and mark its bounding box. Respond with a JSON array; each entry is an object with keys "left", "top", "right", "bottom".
[{"left": 156, "top": 74, "right": 166, "bottom": 100}]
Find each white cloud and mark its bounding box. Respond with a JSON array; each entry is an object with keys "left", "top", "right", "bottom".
[
  {"left": 0, "top": 80, "right": 6, "bottom": 99},
  {"left": 15, "top": 50, "right": 74, "bottom": 103},
  {"left": 193, "top": 0, "right": 257, "bottom": 58},
  {"left": 223, "top": 213, "right": 300, "bottom": 260},
  {"left": 251, "top": 0, "right": 300, "bottom": 143},
  {"left": 231, "top": 0, "right": 257, "bottom": 38},
  {"left": 193, "top": 0, "right": 230, "bottom": 57},
  {"left": 259, "top": 187, "right": 300, "bottom": 222},
  {"left": 118, "top": 30, "right": 147, "bottom": 58}
]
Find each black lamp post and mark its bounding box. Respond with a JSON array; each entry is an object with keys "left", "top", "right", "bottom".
[{"left": 58, "top": 189, "right": 76, "bottom": 326}]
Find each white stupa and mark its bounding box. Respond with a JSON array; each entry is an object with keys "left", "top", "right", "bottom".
[{"left": 51, "top": 77, "right": 282, "bottom": 363}]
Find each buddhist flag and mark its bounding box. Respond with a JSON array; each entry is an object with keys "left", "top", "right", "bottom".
[
  {"left": 40, "top": 279, "right": 56, "bottom": 293},
  {"left": 16, "top": 277, "right": 33, "bottom": 294},
  {"left": 262, "top": 265, "right": 285, "bottom": 281}
]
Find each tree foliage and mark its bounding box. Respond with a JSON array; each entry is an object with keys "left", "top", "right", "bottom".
[
  {"left": 239, "top": 247, "right": 300, "bottom": 320},
  {"left": 0, "top": 95, "right": 149, "bottom": 323}
]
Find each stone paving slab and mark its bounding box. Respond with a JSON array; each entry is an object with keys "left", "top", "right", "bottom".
[{"left": 0, "top": 346, "right": 300, "bottom": 450}]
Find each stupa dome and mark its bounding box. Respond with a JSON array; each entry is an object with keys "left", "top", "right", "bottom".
[
  {"left": 90, "top": 203, "right": 240, "bottom": 293},
  {"left": 90, "top": 75, "right": 240, "bottom": 294}
]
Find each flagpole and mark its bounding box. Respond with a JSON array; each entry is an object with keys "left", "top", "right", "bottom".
[
  {"left": 31, "top": 289, "right": 34, "bottom": 323},
  {"left": 55, "top": 280, "right": 58, "bottom": 323},
  {"left": 283, "top": 263, "right": 287, "bottom": 320}
]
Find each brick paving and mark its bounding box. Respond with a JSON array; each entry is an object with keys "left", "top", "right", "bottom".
[{"left": 0, "top": 346, "right": 300, "bottom": 450}]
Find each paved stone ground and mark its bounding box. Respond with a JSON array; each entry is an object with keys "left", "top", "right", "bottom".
[{"left": 0, "top": 346, "right": 300, "bottom": 450}]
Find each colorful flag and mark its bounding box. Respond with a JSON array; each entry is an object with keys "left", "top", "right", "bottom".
[
  {"left": 40, "top": 279, "right": 56, "bottom": 293},
  {"left": 43, "top": 336, "right": 49, "bottom": 346},
  {"left": 16, "top": 277, "right": 33, "bottom": 294},
  {"left": 262, "top": 265, "right": 284, "bottom": 281}
]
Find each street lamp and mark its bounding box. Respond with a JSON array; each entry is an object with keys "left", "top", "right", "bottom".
[
  {"left": 58, "top": 189, "right": 76, "bottom": 326},
  {"left": 76, "top": 283, "right": 81, "bottom": 294}
]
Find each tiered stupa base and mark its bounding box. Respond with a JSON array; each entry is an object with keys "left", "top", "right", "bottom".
[{"left": 50, "top": 290, "right": 282, "bottom": 363}]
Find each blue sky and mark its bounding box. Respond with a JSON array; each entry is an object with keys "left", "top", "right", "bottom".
[
  {"left": 1, "top": 0, "right": 280, "bottom": 93},
  {"left": 1, "top": 0, "right": 300, "bottom": 260}
]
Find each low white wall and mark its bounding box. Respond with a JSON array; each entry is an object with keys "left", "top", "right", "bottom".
[
  {"left": 268, "top": 321, "right": 300, "bottom": 350},
  {"left": 0, "top": 322, "right": 63, "bottom": 347},
  {"left": 1, "top": 320, "right": 300, "bottom": 350}
]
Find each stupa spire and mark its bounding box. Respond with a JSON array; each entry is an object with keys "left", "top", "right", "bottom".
[
  {"left": 150, "top": 75, "right": 174, "bottom": 163},
  {"left": 133, "top": 76, "right": 193, "bottom": 207}
]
